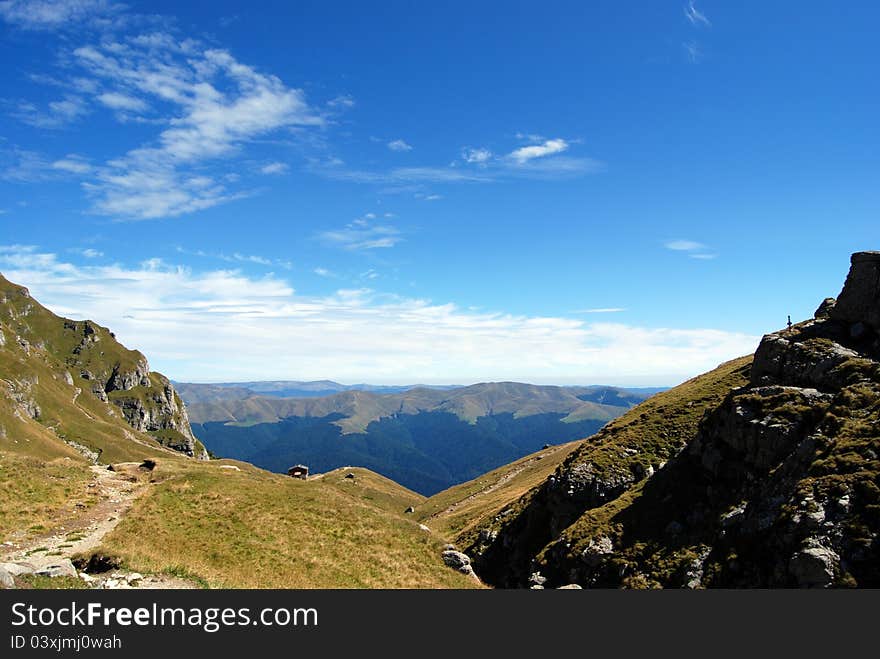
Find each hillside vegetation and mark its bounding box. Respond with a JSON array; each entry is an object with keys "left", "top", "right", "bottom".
[
  {"left": 0, "top": 273, "right": 479, "bottom": 589},
  {"left": 465, "top": 253, "right": 880, "bottom": 589},
  {"left": 94, "top": 459, "right": 478, "bottom": 589},
  {"left": 183, "top": 381, "right": 652, "bottom": 495}
]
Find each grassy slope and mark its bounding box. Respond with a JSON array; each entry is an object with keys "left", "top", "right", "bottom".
[
  {"left": 418, "top": 441, "right": 582, "bottom": 540},
  {"left": 465, "top": 356, "right": 754, "bottom": 585},
  {"left": 96, "top": 459, "right": 479, "bottom": 588}
]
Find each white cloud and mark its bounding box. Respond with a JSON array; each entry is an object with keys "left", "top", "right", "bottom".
[
  {"left": 0, "top": 245, "right": 760, "bottom": 384},
  {"left": 313, "top": 267, "right": 334, "bottom": 277},
  {"left": 70, "top": 247, "right": 103, "bottom": 258},
  {"left": 97, "top": 91, "right": 148, "bottom": 112},
  {"left": 327, "top": 94, "right": 354, "bottom": 108},
  {"left": 51, "top": 154, "right": 92, "bottom": 174},
  {"left": 683, "top": 40, "right": 702, "bottom": 63},
  {"left": 0, "top": 0, "right": 123, "bottom": 30},
  {"left": 175, "top": 246, "right": 292, "bottom": 270},
  {"left": 665, "top": 240, "right": 707, "bottom": 251},
  {"left": 684, "top": 1, "right": 711, "bottom": 27},
  {"left": 665, "top": 240, "right": 717, "bottom": 260},
  {"left": 462, "top": 147, "right": 492, "bottom": 164},
  {"left": 19, "top": 34, "right": 326, "bottom": 219},
  {"left": 575, "top": 308, "right": 627, "bottom": 314},
  {"left": 509, "top": 138, "right": 568, "bottom": 163},
  {"left": 387, "top": 139, "right": 413, "bottom": 152},
  {"left": 260, "top": 162, "right": 289, "bottom": 175},
  {"left": 318, "top": 216, "right": 402, "bottom": 251},
  {"left": 15, "top": 96, "right": 89, "bottom": 128}
]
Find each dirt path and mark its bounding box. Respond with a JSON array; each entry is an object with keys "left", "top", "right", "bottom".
[
  {"left": 426, "top": 459, "right": 535, "bottom": 521},
  {"left": 1, "top": 464, "right": 196, "bottom": 589}
]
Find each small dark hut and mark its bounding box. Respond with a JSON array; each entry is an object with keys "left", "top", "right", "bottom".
[{"left": 288, "top": 464, "right": 309, "bottom": 479}]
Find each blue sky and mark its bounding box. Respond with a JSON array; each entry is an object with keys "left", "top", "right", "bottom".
[{"left": 1, "top": 0, "right": 878, "bottom": 385}]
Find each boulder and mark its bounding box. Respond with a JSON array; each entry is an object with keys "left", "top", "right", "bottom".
[
  {"left": 830, "top": 251, "right": 880, "bottom": 331},
  {"left": 557, "top": 584, "right": 583, "bottom": 589},
  {"left": 814, "top": 297, "right": 836, "bottom": 319},
  {"left": 0, "top": 561, "right": 35, "bottom": 577},
  {"left": 0, "top": 566, "right": 15, "bottom": 589},
  {"left": 789, "top": 542, "right": 838, "bottom": 587},
  {"left": 35, "top": 559, "right": 78, "bottom": 579},
  {"left": 442, "top": 550, "right": 475, "bottom": 577},
  {"left": 580, "top": 536, "right": 614, "bottom": 567},
  {"left": 404, "top": 506, "right": 415, "bottom": 514}
]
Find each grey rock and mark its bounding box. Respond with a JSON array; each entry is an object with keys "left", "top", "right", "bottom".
[
  {"left": 0, "top": 562, "right": 35, "bottom": 577},
  {"left": 814, "top": 297, "right": 836, "bottom": 319},
  {"left": 0, "top": 566, "right": 15, "bottom": 589},
  {"left": 830, "top": 251, "right": 880, "bottom": 331},
  {"left": 580, "top": 535, "right": 614, "bottom": 566},
  {"left": 528, "top": 572, "right": 547, "bottom": 586},
  {"left": 789, "top": 541, "right": 838, "bottom": 587},
  {"left": 442, "top": 550, "right": 472, "bottom": 573},
  {"left": 35, "top": 559, "right": 78, "bottom": 579},
  {"left": 557, "top": 584, "right": 583, "bottom": 589}
]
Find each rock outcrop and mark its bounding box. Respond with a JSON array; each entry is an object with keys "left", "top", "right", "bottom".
[
  {"left": 0, "top": 273, "right": 207, "bottom": 460},
  {"left": 467, "top": 252, "right": 880, "bottom": 588}
]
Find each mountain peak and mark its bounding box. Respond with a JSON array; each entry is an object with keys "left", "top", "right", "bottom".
[{"left": 829, "top": 251, "right": 880, "bottom": 331}]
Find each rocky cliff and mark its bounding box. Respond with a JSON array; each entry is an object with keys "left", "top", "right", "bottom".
[
  {"left": 466, "top": 252, "right": 880, "bottom": 588},
  {"left": 0, "top": 273, "right": 207, "bottom": 460}
]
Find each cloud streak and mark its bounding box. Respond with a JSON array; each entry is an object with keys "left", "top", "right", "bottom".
[
  {"left": 664, "top": 239, "right": 717, "bottom": 260},
  {"left": 0, "top": 245, "right": 759, "bottom": 384},
  {"left": 684, "top": 1, "right": 711, "bottom": 27},
  {"left": 509, "top": 138, "right": 568, "bottom": 163},
  {"left": 317, "top": 216, "right": 402, "bottom": 251}
]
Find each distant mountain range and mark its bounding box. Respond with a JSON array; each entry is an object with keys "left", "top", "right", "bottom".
[
  {"left": 179, "top": 381, "right": 658, "bottom": 494},
  {"left": 174, "top": 380, "right": 461, "bottom": 401}
]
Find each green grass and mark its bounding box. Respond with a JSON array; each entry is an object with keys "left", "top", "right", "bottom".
[
  {"left": 97, "top": 459, "right": 481, "bottom": 588},
  {"left": 17, "top": 574, "right": 89, "bottom": 589},
  {"left": 419, "top": 440, "right": 582, "bottom": 541},
  {"left": 0, "top": 453, "right": 94, "bottom": 541}
]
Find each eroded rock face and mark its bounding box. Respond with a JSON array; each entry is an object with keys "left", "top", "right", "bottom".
[
  {"left": 468, "top": 252, "right": 880, "bottom": 589},
  {"left": 830, "top": 251, "right": 880, "bottom": 331}
]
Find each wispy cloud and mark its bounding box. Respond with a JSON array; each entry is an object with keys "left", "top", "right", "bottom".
[
  {"left": 51, "top": 154, "right": 92, "bottom": 174},
  {"left": 574, "top": 308, "right": 627, "bottom": 314},
  {"left": 13, "top": 96, "right": 89, "bottom": 128},
  {"left": 509, "top": 138, "right": 568, "bottom": 163},
  {"left": 665, "top": 240, "right": 707, "bottom": 251},
  {"left": 0, "top": 0, "right": 124, "bottom": 30},
  {"left": 260, "top": 162, "right": 289, "bottom": 175},
  {"left": 97, "top": 91, "right": 148, "bottom": 112},
  {"left": 311, "top": 136, "right": 600, "bottom": 189},
  {"left": 0, "top": 245, "right": 760, "bottom": 384},
  {"left": 683, "top": 40, "right": 702, "bottom": 63},
  {"left": 664, "top": 239, "right": 717, "bottom": 260},
  {"left": 175, "top": 246, "right": 292, "bottom": 270},
  {"left": 1, "top": 147, "right": 55, "bottom": 182},
  {"left": 684, "top": 1, "right": 711, "bottom": 27},
  {"left": 69, "top": 247, "right": 103, "bottom": 258},
  {"left": 59, "top": 36, "right": 323, "bottom": 219},
  {"left": 313, "top": 267, "right": 335, "bottom": 278},
  {"left": 318, "top": 215, "right": 402, "bottom": 251},
  {"left": 387, "top": 139, "right": 413, "bottom": 152},
  {"left": 462, "top": 147, "right": 492, "bottom": 164}
]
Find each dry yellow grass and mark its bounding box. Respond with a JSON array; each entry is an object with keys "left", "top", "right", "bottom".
[
  {"left": 96, "top": 459, "right": 482, "bottom": 588},
  {"left": 0, "top": 453, "right": 95, "bottom": 540},
  {"left": 418, "top": 440, "right": 582, "bottom": 541}
]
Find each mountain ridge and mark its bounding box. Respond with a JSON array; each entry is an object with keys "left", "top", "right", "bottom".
[{"left": 458, "top": 252, "right": 880, "bottom": 588}]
